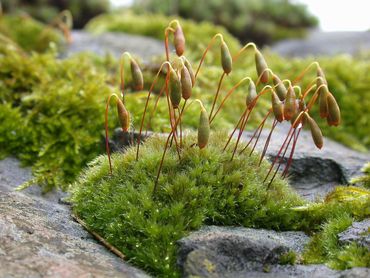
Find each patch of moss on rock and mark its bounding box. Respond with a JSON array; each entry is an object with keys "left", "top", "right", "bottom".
[{"left": 71, "top": 132, "right": 308, "bottom": 277}]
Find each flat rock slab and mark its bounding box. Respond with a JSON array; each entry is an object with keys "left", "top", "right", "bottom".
[
  {"left": 338, "top": 219, "right": 370, "bottom": 250},
  {"left": 65, "top": 30, "right": 166, "bottom": 61},
  {"left": 271, "top": 31, "right": 370, "bottom": 57},
  {"left": 177, "top": 226, "right": 370, "bottom": 278},
  {"left": 240, "top": 124, "right": 370, "bottom": 201},
  {"left": 0, "top": 157, "right": 149, "bottom": 278}
]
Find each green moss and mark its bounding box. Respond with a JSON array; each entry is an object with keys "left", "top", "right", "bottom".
[
  {"left": 303, "top": 214, "right": 353, "bottom": 264},
  {"left": 301, "top": 186, "right": 370, "bottom": 270},
  {"left": 71, "top": 132, "right": 307, "bottom": 277},
  {"left": 328, "top": 243, "right": 370, "bottom": 269},
  {"left": 0, "top": 15, "right": 63, "bottom": 52},
  {"left": 303, "top": 214, "right": 370, "bottom": 270},
  {"left": 0, "top": 47, "right": 117, "bottom": 191},
  {"left": 351, "top": 162, "right": 370, "bottom": 188}
]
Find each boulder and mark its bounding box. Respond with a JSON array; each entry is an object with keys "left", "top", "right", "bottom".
[
  {"left": 177, "top": 226, "right": 369, "bottom": 278},
  {"left": 240, "top": 123, "right": 370, "bottom": 200},
  {"left": 0, "top": 157, "right": 149, "bottom": 278},
  {"left": 338, "top": 219, "right": 370, "bottom": 250},
  {"left": 65, "top": 31, "right": 165, "bottom": 61}
]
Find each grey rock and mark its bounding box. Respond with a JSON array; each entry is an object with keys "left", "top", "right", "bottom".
[
  {"left": 105, "top": 128, "right": 153, "bottom": 153},
  {"left": 65, "top": 30, "right": 166, "bottom": 61},
  {"left": 177, "top": 226, "right": 369, "bottom": 278},
  {"left": 0, "top": 157, "right": 150, "bottom": 278},
  {"left": 338, "top": 219, "right": 370, "bottom": 250},
  {"left": 240, "top": 123, "right": 370, "bottom": 201},
  {"left": 271, "top": 31, "right": 370, "bottom": 57}
]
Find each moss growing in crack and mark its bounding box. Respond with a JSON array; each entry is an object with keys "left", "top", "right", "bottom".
[
  {"left": 279, "top": 250, "right": 297, "bottom": 265},
  {"left": 300, "top": 186, "right": 370, "bottom": 270},
  {"left": 71, "top": 132, "right": 308, "bottom": 277},
  {"left": 351, "top": 162, "right": 370, "bottom": 188},
  {"left": 303, "top": 214, "right": 370, "bottom": 270}
]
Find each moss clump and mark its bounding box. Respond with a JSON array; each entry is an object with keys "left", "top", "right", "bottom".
[
  {"left": 0, "top": 47, "right": 116, "bottom": 191},
  {"left": 71, "top": 132, "right": 307, "bottom": 277},
  {"left": 279, "top": 250, "right": 297, "bottom": 265}
]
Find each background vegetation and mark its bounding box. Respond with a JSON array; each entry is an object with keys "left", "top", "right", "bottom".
[
  {"left": 133, "top": 0, "right": 318, "bottom": 45},
  {"left": 1, "top": 0, "right": 109, "bottom": 28}
]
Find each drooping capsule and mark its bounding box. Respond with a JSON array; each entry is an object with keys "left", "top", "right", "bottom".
[
  {"left": 130, "top": 59, "right": 144, "bottom": 91},
  {"left": 174, "top": 24, "right": 185, "bottom": 56},
  {"left": 290, "top": 99, "right": 306, "bottom": 127},
  {"left": 183, "top": 57, "right": 195, "bottom": 87},
  {"left": 271, "top": 91, "right": 284, "bottom": 122},
  {"left": 318, "top": 84, "right": 329, "bottom": 118},
  {"left": 221, "top": 41, "right": 232, "bottom": 74},
  {"left": 304, "top": 112, "right": 323, "bottom": 149},
  {"left": 198, "top": 104, "right": 210, "bottom": 149},
  {"left": 181, "top": 66, "right": 192, "bottom": 100},
  {"left": 326, "top": 92, "right": 341, "bottom": 126},
  {"left": 255, "top": 49, "right": 269, "bottom": 83},
  {"left": 283, "top": 86, "right": 297, "bottom": 121},
  {"left": 272, "top": 74, "right": 287, "bottom": 101},
  {"left": 116, "top": 98, "right": 130, "bottom": 132},
  {"left": 246, "top": 80, "right": 257, "bottom": 109},
  {"left": 169, "top": 68, "right": 182, "bottom": 108}
]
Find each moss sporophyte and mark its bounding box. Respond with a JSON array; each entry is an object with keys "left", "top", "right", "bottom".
[{"left": 66, "top": 21, "right": 368, "bottom": 277}]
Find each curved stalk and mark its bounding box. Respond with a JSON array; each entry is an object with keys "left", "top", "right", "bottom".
[
  {"left": 119, "top": 52, "right": 133, "bottom": 101},
  {"left": 104, "top": 93, "right": 120, "bottom": 174},
  {"left": 194, "top": 33, "right": 224, "bottom": 80},
  {"left": 292, "top": 61, "right": 320, "bottom": 84},
  {"left": 136, "top": 61, "right": 173, "bottom": 160}
]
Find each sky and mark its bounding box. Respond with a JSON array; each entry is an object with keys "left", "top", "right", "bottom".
[{"left": 110, "top": 0, "right": 370, "bottom": 32}]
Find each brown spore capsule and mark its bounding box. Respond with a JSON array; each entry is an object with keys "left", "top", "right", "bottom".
[
  {"left": 169, "top": 68, "right": 182, "bottom": 108},
  {"left": 305, "top": 112, "right": 323, "bottom": 149},
  {"left": 318, "top": 85, "right": 329, "bottom": 118},
  {"left": 174, "top": 24, "right": 185, "bottom": 56},
  {"left": 246, "top": 80, "right": 257, "bottom": 109},
  {"left": 181, "top": 66, "right": 192, "bottom": 100},
  {"left": 283, "top": 86, "right": 297, "bottom": 121},
  {"left": 255, "top": 49, "right": 269, "bottom": 83},
  {"left": 326, "top": 92, "right": 341, "bottom": 126},
  {"left": 116, "top": 98, "right": 130, "bottom": 132},
  {"left": 198, "top": 105, "right": 210, "bottom": 149},
  {"left": 130, "top": 59, "right": 144, "bottom": 91},
  {"left": 271, "top": 91, "right": 284, "bottom": 122},
  {"left": 272, "top": 74, "right": 287, "bottom": 101},
  {"left": 183, "top": 57, "right": 195, "bottom": 87}
]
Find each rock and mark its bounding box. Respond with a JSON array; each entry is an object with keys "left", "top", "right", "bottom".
[
  {"left": 65, "top": 30, "right": 166, "bottom": 61},
  {"left": 105, "top": 128, "right": 153, "bottom": 153},
  {"left": 177, "top": 226, "right": 369, "bottom": 278},
  {"left": 240, "top": 123, "right": 370, "bottom": 201},
  {"left": 0, "top": 157, "right": 150, "bottom": 278},
  {"left": 271, "top": 31, "right": 370, "bottom": 57},
  {"left": 338, "top": 219, "right": 370, "bottom": 250}
]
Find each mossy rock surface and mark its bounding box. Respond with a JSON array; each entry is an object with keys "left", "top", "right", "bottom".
[{"left": 71, "top": 132, "right": 307, "bottom": 277}]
